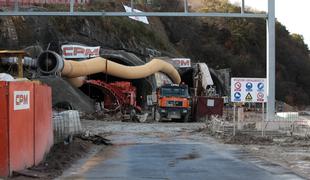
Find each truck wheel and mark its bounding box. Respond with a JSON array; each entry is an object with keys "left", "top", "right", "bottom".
[
  {"left": 155, "top": 110, "right": 161, "bottom": 122},
  {"left": 130, "top": 109, "right": 137, "bottom": 122},
  {"left": 182, "top": 114, "right": 190, "bottom": 122}
]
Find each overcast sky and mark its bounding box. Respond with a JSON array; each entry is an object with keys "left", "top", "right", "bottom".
[{"left": 230, "top": 0, "right": 310, "bottom": 47}]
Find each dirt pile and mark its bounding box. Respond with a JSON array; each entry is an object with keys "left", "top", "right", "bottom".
[
  {"left": 39, "top": 77, "right": 95, "bottom": 113},
  {"left": 11, "top": 138, "right": 94, "bottom": 180},
  {"left": 224, "top": 132, "right": 274, "bottom": 145},
  {"left": 278, "top": 136, "right": 310, "bottom": 147},
  {"left": 223, "top": 133, "right": 310, "bottom": 147}
]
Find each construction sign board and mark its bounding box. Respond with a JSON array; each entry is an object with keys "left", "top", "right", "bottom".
[
  {"left": 61, "top": 45, "right": 100, "bottom": 59},
  {"left": 172, "top": 58, "right": 191, "bottom": 68},
  {"left": 231, "top": 78, "right": 267, "bottom": 103}
]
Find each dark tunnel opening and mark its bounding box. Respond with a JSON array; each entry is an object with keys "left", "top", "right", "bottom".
[
  {"left": 210, "top": 74, "right": 226, "bottom": 96},
  {"left": 80, "top": 82, "right": 119, "bottom": 111},
  {"left": 179, "top": 66, "right": 226, "bottom": 96},
  {"left": 180, "top": 68, "right": 194, "bottom": 88}
]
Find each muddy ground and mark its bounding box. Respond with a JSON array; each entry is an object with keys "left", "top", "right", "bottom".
[
  {"left": 231, "top": 135, "right": 310, "bottom": 179},
  {"left": 81, "top": 120, "right": 310, "bottom": 179},
  {"left": 201, "top": 129, "right": 310, "bottom": 178},
  {"left": 7, "top": 120, "right": 310, "bottom": 179},
  {"left": 9, "top": 136, "right": 106, "bottom": 180}
]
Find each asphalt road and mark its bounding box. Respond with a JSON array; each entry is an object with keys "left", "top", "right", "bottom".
[{"left": 60, "top": 121, "right": 303, "bottom": 180}]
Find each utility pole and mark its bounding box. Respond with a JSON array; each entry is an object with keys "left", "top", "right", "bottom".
[
  {"left": 70, "top": 0, "right": 74, "bottom": 13},
  {"left": 241, "top": 0, "right": 245, "bottom": 14},
  {"left": 184, "top": 0, "right": 188, "bottom": 13},
  {"left": 267, "top": 0, "right": 276, "bottom": 121}
]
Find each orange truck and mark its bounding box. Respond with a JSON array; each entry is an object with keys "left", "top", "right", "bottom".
[{"left": 156, "top": 84, "right": 191, "bottom": 122}]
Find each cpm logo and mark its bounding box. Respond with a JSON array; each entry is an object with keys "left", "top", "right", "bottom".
[
  {"left": 172, "top": 58, "right": 191, "bottom": 68},
  {"left": 61, "top": 45, "right": 100, "bottom": 59},
  {"left": 14, "top": 91, "right": 30, "bottom": 110}
]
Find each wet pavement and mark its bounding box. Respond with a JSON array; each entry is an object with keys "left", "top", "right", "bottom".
[{"left": 60, "top": 121, "right": 304, "bottom": 180}]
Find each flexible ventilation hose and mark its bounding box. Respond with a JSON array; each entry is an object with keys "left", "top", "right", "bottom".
[{"left": 37, "top": 51, "right": 181, "bottom": 87}]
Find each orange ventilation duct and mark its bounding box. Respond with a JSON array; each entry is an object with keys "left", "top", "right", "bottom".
[{"left": 37, "top": 51, "right": 181, "bottom": 87}]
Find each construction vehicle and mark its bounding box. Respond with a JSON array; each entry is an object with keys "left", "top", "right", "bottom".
[
  {"left": 84, "top": 80, "right": 141, "bottom": 111},
  {"left": 156, "top": 84, "right": 191, "bottom": 122}
]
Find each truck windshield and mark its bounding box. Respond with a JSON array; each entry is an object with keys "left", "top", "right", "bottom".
[{"left": 161, "top": 87, "right": 188, "bottom": 97}]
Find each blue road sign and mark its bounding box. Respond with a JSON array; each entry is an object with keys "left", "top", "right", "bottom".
[
  {"left": 246, "top": 82, "right": 253, "bottom": 91},
  {"left": 257, "top": 82, "right": 264, "bottom": 91},
  {"left": 234, "top": 92, "right": 241, "bottom": 101}
]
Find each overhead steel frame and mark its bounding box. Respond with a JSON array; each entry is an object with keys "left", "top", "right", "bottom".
[{"left": 0, "top": 0, "right": 275, "bottom": 120}]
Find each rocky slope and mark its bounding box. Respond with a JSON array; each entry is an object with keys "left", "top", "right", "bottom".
[{"left": 0, "top": 0, "right": 309, "bottom": 106}]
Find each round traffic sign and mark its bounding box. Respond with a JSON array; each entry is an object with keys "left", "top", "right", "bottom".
[
  {"left": 234, "top": 92, "right": 241, "bottom": 99},
  {"left": 234, "top": 82, "right": 241, "bottom": 89},
  {"left": 257, "top": 83, "right": 264, "bottom": 90},
  {"left": 257, "top": 92, "right": 264, "bottom": 99},
  {"left": 246, "top": 82, "right": 253, "bottom": 90}
]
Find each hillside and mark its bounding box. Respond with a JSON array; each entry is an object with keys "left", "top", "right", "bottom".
[
  {"left": 0, "top": 0, "right": 309, "bottom": 106},
  {"left": 160, "top": 0, "right": 310, "bottom": 105}
]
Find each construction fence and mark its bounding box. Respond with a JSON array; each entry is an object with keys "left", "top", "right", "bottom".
[{"left": 212, "top": 106, "right": 310, "bottom": 137}]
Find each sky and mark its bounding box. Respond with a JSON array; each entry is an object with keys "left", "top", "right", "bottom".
[{"left": 229, "top": 0, "right": 310, "bottom": 47}]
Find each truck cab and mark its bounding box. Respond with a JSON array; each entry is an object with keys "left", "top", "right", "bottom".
[{"left": 156, "top": 84, "right": 191, "bottom": 122}]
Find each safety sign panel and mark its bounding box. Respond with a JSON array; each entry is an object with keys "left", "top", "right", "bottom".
[{"left": 231, "top": 78, "right": 266, "bottom": 103}]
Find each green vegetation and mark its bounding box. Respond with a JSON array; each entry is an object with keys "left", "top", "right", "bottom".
[{"left": 160, "top": 0, "right": 310, "bottom": 106}]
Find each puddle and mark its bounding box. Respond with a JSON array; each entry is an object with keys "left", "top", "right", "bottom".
[{"left": 177, "top": 152, "right": 201, "bottom": 160}]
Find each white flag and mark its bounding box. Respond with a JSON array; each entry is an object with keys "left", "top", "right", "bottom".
[{"left": 123, "top": 5, "right": 149, "bottom": 24}]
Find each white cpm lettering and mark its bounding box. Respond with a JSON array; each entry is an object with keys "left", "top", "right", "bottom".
[
  {"left": 15, "top": 94, "right": 28, "bottom": 105},
  {"left": 62, "top": 46, "right": 100, "bottom": 58}
]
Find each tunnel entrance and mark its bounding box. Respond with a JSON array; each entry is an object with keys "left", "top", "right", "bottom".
[
  {"left": 180, "top": 68, "right": 194, "bottom": 88},
  {"left": 80, "top": 81, "right": 120, "bottom": 112},
  {"left": 78, "top": 55, "right": 154, "bottom": 112},
  {"left": 179, "top": 65, "right": 226, "bottom": 97}
]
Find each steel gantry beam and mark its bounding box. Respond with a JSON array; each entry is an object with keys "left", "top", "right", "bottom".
[
  {"left": 0, "top": 11, "right": 267, "bottom": 18},
  {"left": 0, "top": 0, "right": 275, "bottom": 120}
]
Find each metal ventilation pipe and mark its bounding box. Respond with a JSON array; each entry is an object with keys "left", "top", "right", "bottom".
[{"left": 37, "top": 51, "right": 64, "bottom": 75}]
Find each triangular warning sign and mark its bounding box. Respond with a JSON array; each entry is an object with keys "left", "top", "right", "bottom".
[{"left": 245, "top": 93, "right": 253, "bottom": 101}]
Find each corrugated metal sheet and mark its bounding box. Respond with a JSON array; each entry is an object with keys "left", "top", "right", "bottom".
[
  {"left": 34, "top": 83, "right": 53, "bottom": 165},
  {"left": 0, "top": 82, "right": 9, "bottom": 177},
  {"left": 8, "top": 82, "right": 34, "bottom": 173},
  {"left": 0, "top": 81, "right": 53, "bottom": 177},
  {"left": 193, "top": 97, "right": 224, "bottom": 121}
]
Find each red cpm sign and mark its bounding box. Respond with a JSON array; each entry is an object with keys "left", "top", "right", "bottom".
[
  {"left": 61, "top": 45, "right": 100, "bottom": 59},
  {"left": 172, "top": 58, "right": 191, "bottom": 68},
  {"left": 14, "top": 91, "right": 30, "bottom": 110}
]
